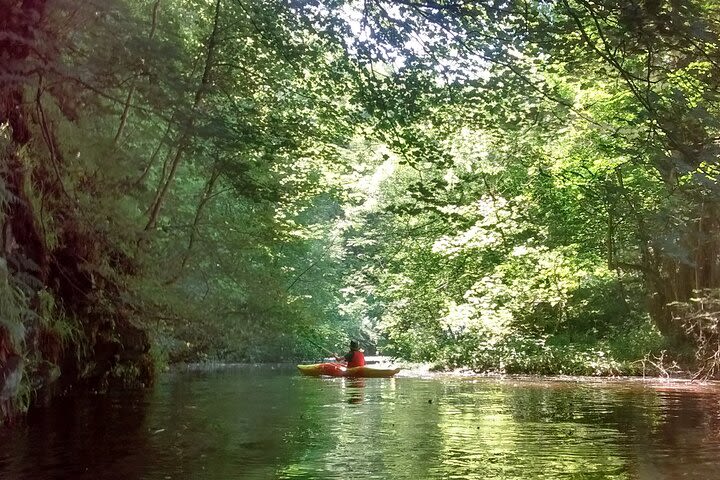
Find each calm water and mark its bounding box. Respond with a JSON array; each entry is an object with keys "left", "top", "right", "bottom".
[{"left": 2, "top": 366, "right": 720, "bottom": 479}]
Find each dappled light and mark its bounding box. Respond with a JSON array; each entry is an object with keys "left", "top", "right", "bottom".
[{"left": 3, "top": 0, "right": 720, "bottom": 477}]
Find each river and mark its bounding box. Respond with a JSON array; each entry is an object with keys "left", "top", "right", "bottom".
[{"left": 1, "top": 365, "right": 719, "bottom": 479}]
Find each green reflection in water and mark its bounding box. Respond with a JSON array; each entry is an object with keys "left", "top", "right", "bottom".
[
  {"left": 2, "top": 368, "right": 720, "bottom": 480},
  {"left": 273, "top": 377, "right": 634, "bottom": 480}
]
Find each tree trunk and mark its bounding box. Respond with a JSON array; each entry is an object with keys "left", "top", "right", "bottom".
[
  {"left": 113, "top": 0, "right": 162, "bottom": 145},
  {"left": 165, "top": 163, "right": 221, "bottom": 284},
  {"left": 145, "top": 0, "right": 222, "bottom": 232},
  {"left": 132, "top": 120, "right": 173, "bottom": 188}
]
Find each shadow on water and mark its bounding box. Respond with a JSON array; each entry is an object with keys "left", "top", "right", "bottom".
[
  {"left": 2, "top": 367, "right": 720, "bottom": 479},
  {"left": 0, "top": 389, "right": 153, "bottom": 479}
]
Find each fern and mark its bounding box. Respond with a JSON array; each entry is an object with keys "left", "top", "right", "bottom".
[{"left": 0, "top": 258, "right": 28, "bottom": 349}]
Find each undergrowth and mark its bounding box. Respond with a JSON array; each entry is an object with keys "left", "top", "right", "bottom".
[{"left": 428, "top": 318, "right": 672, "bottom": 376}]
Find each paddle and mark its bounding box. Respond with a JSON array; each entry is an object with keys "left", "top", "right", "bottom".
[{"left": 304, "top": 336, "right": 340, "bottom": 361}]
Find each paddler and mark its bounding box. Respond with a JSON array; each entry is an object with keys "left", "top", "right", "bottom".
[{"left": 334, "top": 340, "right": 365, "bottom": 368}]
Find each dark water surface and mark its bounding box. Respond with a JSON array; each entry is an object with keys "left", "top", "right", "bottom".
[{"left": 2, "top": 366, "right": 720, "bottom": 479}]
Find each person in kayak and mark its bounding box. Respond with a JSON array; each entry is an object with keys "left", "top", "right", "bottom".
[{"left": 335, "top": 340, "right": 365, "bottom": 368}]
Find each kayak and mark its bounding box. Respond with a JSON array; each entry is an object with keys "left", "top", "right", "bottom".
[{"left": 297, "top": 363, "right": 401, "bottom": 378}]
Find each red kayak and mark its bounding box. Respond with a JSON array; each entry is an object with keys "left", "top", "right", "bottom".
[{"left": 297, "top": 363, "right": 401, "bottom": 378}]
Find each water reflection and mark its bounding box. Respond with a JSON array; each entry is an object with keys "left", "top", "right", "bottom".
[
  {"left": 0, "top": 391, "right": 153, "bottom": 479},
  {"left": 1, "top": 368, "right": 720, "bottom": 479},
  {"left": 343, "top": 377, "right": 366, "bottom": 404}
]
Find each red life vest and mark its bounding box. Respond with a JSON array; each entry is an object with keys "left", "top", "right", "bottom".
[{"left": 347, "top": 350, "right": 365, "bottom": 368}]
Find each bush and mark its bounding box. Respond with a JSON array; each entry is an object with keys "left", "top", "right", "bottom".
[{"left": 430, "top": 317, "right": 667, "bottom": 376}]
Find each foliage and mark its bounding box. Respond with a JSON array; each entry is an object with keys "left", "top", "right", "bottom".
[
  {"left": 669, "top": 289, "right": 720, "bottom": 379},
  {"left": 301, "top": 0, "right": 720, "bottom": 374},
  {"left": 5, "top": 0, "right": 720, "bottom": 424}
]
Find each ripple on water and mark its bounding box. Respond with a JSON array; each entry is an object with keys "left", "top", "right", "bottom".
[{"left": 2, "top": 369, "right": 720, "bottom": 479}]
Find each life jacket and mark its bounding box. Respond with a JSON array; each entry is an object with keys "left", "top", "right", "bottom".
[{"left": 347, "top": 350, "right": 365, "bottom": 368}]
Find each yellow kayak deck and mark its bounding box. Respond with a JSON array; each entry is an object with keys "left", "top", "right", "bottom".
[{"left": 297, "top": 363, "right": 401, "bottom": 378}]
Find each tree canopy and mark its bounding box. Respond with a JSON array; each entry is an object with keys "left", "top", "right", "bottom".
[{"left": 3, "top": 0, "right": 720, "bottom": 420}]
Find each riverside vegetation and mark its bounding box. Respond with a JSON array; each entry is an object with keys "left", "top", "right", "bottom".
[{"left": 2, "top": 0, "right": 720, "bottom": 422}]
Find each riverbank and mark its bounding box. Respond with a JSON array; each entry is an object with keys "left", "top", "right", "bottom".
[
  {"left": 167, "top": 359, "right": 705, "bottom": 383},
  {"left": 0, "top": 344, "right": 697, "bottom": 428}
]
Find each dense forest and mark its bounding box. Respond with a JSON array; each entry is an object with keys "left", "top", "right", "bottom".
[{"left": 2, "top": 0, "right": 720, "bottom": 421}]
